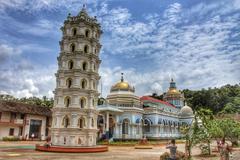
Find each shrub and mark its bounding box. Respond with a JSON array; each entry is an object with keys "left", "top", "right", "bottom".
[
  {"left": 160, "top": 151, "right": 186, "bottom": 160},
  {"left": 2, "top": 136, "right": 20, "bottom": 141},
  {"left": 160, "top": 152, "right": 170, "bottom": 160}
]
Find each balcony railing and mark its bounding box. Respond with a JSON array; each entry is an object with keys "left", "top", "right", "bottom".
[{"left": 0, "top": 119, "right": 24, "bottom": 125}]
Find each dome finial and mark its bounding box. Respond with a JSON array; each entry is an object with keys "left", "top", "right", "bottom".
[{"left": 121, "top": 73, "right": 124, "bottom": 82}]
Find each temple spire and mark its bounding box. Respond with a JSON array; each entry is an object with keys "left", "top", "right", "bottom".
[
  {"left": 121, "top": 73, "right": 124, "bottom": 82},
  {"left": 78, "top": 3, "right": 87, "bottom": 16},
  {"left": 184, "top": 101, "right": 187, "bottom": 106},
  {"left": 170, "top": 78, "right": 176, "bottom": 89}
]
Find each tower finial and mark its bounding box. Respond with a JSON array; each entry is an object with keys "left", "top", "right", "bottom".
[
  {"left": 171, "top": 78, "right": 174, "bottom": 82},
  {"left": 83, "top": 3, "right": 86, "bottom": 9},
  {"left": 121, "top": 73, "right": 124, "bottom": 82}
]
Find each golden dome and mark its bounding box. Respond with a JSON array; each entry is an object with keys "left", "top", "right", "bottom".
[
  {"left": 111, "top": 81, "right": 135, "bottom": 92},
  {"left": 113, "top": 82, "right": 129, "bottom": 89},
  {"left": 167, "top": 88, "right": 181, "bottom": 95},
  {"left": 110, "top": 73, "right": 135, "bottom": 92}
]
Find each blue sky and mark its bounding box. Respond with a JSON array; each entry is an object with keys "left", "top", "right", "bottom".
[{"left": 0, "top": 0, "right": 239, "bottom": 98}]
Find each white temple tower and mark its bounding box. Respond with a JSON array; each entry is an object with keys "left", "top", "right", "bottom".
[{"left": 51, "top": 6, "right": 102, "bottom": 147}]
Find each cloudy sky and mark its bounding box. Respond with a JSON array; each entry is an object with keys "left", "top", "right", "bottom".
[{"left": 0, "top": 0, "right": 239, "bottom": 98}]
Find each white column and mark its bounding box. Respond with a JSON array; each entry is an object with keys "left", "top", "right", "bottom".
[{"left": 106, "top": 112, "right": 109, "bottom": 132}]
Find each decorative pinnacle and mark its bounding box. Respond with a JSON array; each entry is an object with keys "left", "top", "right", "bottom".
[
  {"left": 67, "top": 13, "right": 71, "bottom": 18},
  {"left": 82, "top": 3, "right": 87, "bottom": 10},
  {"left": 121, "top": 73, "right": 124, "bottom": 82}
]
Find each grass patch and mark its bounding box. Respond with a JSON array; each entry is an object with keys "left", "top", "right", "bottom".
[
  {"left": 2, "top": 136, "right": 20, "bottom": 141},
  {"left": 0, "top": 145, "right": 35, "bottom": 149},
  {"left": 97, "top": 139, "right": 185, "bottom": 146}
]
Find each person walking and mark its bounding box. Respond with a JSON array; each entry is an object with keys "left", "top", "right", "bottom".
[{"left": 166, "top": 139, "right": 177, "bottom": 160}]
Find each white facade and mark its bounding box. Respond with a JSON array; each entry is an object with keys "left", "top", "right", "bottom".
[{"left": 97, "top": 78, "right": 194, "bottom": 140}]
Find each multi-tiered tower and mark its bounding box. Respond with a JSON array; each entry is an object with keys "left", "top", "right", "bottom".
[{"left": 51, "top": 7, "right": 102, "bottom": 147}]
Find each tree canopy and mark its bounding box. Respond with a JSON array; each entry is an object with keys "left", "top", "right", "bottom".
[
  {"left": 152, "top": 83, "right": 240, "bottom": 114},
  {"left": 0, "top": 95, "right": 53, "bottom": 108}
]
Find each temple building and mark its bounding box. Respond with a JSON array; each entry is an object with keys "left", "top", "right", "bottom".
[
  {"left": 97, "top": 75, "right": 193, "bottom": 140},
  {"left": 51, "top": 6, "right": 102, "bottom": 146}
]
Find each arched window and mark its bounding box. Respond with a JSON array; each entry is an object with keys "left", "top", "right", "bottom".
[
  {"left": 72, "top": 28, "right": 77, "bottom": 36},
  {"left": 144, "top": 119, "right": 151, "bottom": 133},
  {"left": 68, "top": 60, "right": 74, "bottom": 69},
  {"left": 122, "top": 119, "right": 129, "bottom": 134},
  {"left": 80, "top": 97, "right": 86, "bottom": 108},
  {"left": 62, "top": 116, "right": 70, "bottom": 128},
  {"left": 78, "top": 118, "right": 85, "bottom": 129},
  {"left": 85, "top": 30, "right": 89, "bottom": 38},
  {"left": 92, "top": 98, "right": 95, "bottom": 106},
  {"left": 92, "top": 81, "right": 96, "bottom": 89},
  {"left": 93, "top": 63, "right": 96, "bottom": 71},
  {"left": 163, "top": 120, "right": 166, "bottom": 126},
  {"left": 54, "top": 117, "right": 57, "bottom": 126},
  {"left": 64, "top": 137, "right": 66, "bottom": 144},
  {"left": 94, "top": 49, "right": 97, "bottom": 54},
  {"left": 81, "top": 79, "right": 87, "bottom": 89},
  {"left": 82, "top": 62, "right": 87, "bottom": 71},
  {"left": 71, "top": 44, "right": 75, "bottom": 52},
  {"left": 84, "top": 45, "right": 89, "bottom": 53},
  {"left": 78, "top": 138, "right": 81, "bottom": 144},
  {"left": 64, "top": 97, "right": 71, "bottom": 107},
  {"left": 91, "top": 118, "right": 94, "bottom": 127},
  {"left": 66, "top": 78, "right": 72, "bottom": 88}
]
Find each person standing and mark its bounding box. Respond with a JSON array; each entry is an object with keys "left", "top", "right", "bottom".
[
  {"left": 166, "top": 139, "right": 177, "bottom": 160},
  {"left": 219, "top": 138, "right": 231, "bottom": 160},
  {"left": 31, "top": 133, "right": 35, "bottom": 141}
]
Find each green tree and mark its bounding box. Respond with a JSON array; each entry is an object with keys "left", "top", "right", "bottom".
[
  {"left": 0, "top": 94, "right": 17, "bottom": 101},
  {"left": 208, "top": 119, "right": 240, "bottom": 147},
  {"left": 182, "top": 84, "right": 240, "bottom": 114}
]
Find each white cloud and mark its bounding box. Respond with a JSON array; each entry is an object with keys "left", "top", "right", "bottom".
[
  {"left": 0, "top": 0, "right": 100, "bottom": 13},
  {"left": 0, "top": 44, "right": 22, "bottom": 62},
  {"left": 163, "top": 3, "right": 182, "bottom": 24},
  {"left": 0, "top": 65, "right": 56, "bottom": 98},
  {"left": 98, "top": 1, "right": 240, "bottom": 97},
  {"left": 0, "top": 43, "right": 56, "bottom": 98},
  {"left": 0, "top": 0, "right": 239, "bottom": 99}
]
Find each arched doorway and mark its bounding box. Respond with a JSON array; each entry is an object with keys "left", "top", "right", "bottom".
[
  {"left": 144, "top": 119, "right": 151, "bottom": 133},
  {"left": 109, "top": 117, "right": 115, "bottom": 139},
  {"left": 122, "top": 119, "right": 129, "bottom": 135}
]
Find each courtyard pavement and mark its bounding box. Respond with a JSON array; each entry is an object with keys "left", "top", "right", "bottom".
[{"left": 0, "top": 141, "right": 240, "bottom": 160}]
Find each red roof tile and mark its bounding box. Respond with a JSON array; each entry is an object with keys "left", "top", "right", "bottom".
[{"left": 140, "top": 96, "right": 176, "bottom": 108}]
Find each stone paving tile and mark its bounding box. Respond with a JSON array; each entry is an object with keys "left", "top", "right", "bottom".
[{"left": 0, "top": 142, "right": 240, "bottom": 160}]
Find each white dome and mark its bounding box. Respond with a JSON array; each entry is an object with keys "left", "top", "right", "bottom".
[{"left": 179, "top": 104, "right": 193, "bottom": 117}]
